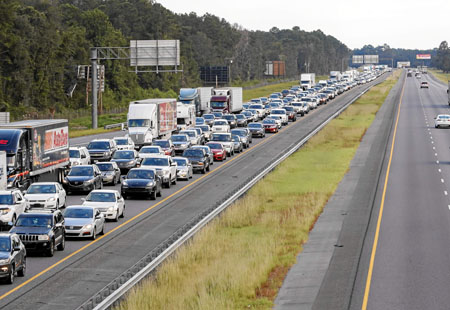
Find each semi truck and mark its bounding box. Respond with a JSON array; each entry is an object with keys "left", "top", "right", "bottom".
[
  {"left": 178, "top": 87, "right": 213, "bottom": 116},
  {"left": 300, "top": 73, "right": 316, "bottom": 90},
  {"left": 128, "top": 99, "right": 177, "bottom": 148},
  {"left": 176, "top": 101, "right": 196, "bottom": 131},
  {"left": 210, "top": 87, "right": 243, "bottom": 114},
  {"left": 0, "top": 119, "right": 70, "bottom": 190},
  {"left": 330, "top": 71, "right": 341, "bottom": 82}
]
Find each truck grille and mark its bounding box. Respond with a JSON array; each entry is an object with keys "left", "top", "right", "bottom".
[
  {"left": 131, "top": 134, "right": 145, "bottom": 144},
  {"left": 19, "top": 234, "right": 39, "bottom": 242},
  {"left": 69, "top": 181, "right": 83, "bottom": 186}
]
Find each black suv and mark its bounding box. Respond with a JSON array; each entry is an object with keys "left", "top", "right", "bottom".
[
  {"left": 182, "top": 148, "right": 210, "bottom": 174},
  {"left": 0, "top": 233, "right": 26, "bottom": 284},
  {"left": 121, "top": 168, "right": 162, "bottom": 200},
  {"left": 10, "top": 210, "right": 65, "bottom": 257}
]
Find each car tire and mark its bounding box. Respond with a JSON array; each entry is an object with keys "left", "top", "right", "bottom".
[
  {"left": 172, "top": 177, "right": 176, "bottom": 185},
  {"left": 47, "top": 240, "right": 54, "bottom": 257},
  {"left": 120, "top": 206, "right": 125, "bottom": 218},
  {"left": 57, "top": 235, "right": 65, "bottom": 251},
  {"left": 157, "top": 187, "right": 162, "bottom": 197},
  {"left": 206, "top": 164, "right": 210, "bottom": 172},
  {"left": 6, "top": 268, "right": 14, "bottom": 284},
  {"left": 17, "top": 258, "right": 25, "bottom": 277},
  {"left": 201, "top": 167, "right": 206, "bottom": 174},
  {"left": 99, "top": 181, "right": 103, "bottom": 189},
  {"left": 150, "top": 190, "right": 157, "bottom": 200},
  {"left": 114, "top": 210, "right": 119, "bottom": 222},
  {"left": 92, "top": 228, "right": 97, "bottom": 240},
  {"left": 100, "top": 225, "right": 105, "bottom": 235},
  {"left": 166, "top": 179, "right": 171, "bottom": 188}
]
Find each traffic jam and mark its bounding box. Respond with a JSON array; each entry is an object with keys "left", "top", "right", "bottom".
[{"left": 0, "top": 67, "right": 387, "bottom": 284}]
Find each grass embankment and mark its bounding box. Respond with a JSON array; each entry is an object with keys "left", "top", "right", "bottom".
[
  {"left": 117, "top": 70, "right": 401, "bottom": 310},
  {"left": 429, "top": 69, "right": 450, "bottom": 84}
]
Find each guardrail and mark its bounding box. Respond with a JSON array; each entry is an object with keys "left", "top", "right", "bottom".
[
  {"left": 76, "top": 75, "right": 388, "bottom": 310},
  {"left": 103, "top": 122, "right": 126, "bottom": 130}
]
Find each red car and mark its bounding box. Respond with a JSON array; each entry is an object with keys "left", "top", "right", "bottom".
[
  {"left": 262, "top": 119, "right": 278, "bottom": 133},
  {"left": 206, "top": 142, "right": 227, "bottom": 161}
]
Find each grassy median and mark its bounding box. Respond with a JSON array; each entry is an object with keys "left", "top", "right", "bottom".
[{"left": 429, "top": 69, "right": 450, "bottom": 84}]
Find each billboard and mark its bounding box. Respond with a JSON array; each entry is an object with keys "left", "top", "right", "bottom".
[
  {"left": 416, "top": 54, "right": 431, "bottom": 60},
  {"left": 200, "top": 66, "right": 229, "bottom": 84},
  {"left": 364, "top": 55, "right": 379, "bottom": 64},
  {"left": 130, "top": 40, "right": 180, "bottom": 67},
  {"left": 264, "top": 61, "right": 286, "bottom": 76},
  {"left": 352, "top": 55, "right": 364, "bottom": 64},
  {"left": 44, "top": 127, "right": 69, "bottom": 153},
  {"left": 397, "top": 61, "right": 410, "bottom": 68}
]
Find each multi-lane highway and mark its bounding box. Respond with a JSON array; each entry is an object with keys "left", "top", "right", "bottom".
[
  {"left": 346, "top": 73, "right": 450, "bottom": 309},
  {"left": 0, "top": 76, "right": 387, "bottom": 310}
]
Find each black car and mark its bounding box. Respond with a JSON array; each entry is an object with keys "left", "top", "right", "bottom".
[
  {"left": 10, "top": 210, "right": 65, "bottom": 257},
  {"left": 247, "top": 123, "right": 266, "bottom": 138},
  {"left": 63, "top": 165, "right": 103, "bottom": 194},
  {"left": 0, "top": 233, "right": 26, "bottom": 284},
  {"left": 111, "top": 150, "right": 139, "bottom": 173},
  {"left": 121, "top": 168, "right": 162, "bottom": 200},
  {"left": 182, "top": 148, "right": 210, "bottom": 174},
  {"left": 86, "top": 139, "right": 117, "bottom": 163}
]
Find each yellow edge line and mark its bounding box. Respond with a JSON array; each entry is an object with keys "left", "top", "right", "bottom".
[
  {"left": 0, "top": 118, "right": 291, "bottom": 300},
  {"left": 361, "top": 75, "right": 406, "bottom": 309}
]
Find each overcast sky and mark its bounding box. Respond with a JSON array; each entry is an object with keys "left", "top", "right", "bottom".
[{"left": 156, "top": 0, "right": 448, "bottom": 50}]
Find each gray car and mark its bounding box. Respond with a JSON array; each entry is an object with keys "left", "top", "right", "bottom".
[
  {"left": 231, "top": 135, "right": 244, "bottom": 153},
  {"left": 173, "top": 157, "right": 193, "bottom": 180},
  {"left": 64, "top": 206, "right": 105, "bottom": 239},
  {"left": 95, "top": 162, "right": 121, "bottom": 185},
  {"left": 231, "top": 129, "right": 251, "bottom": 148},
  {"left": 192, "top": 145, "right": 214, "bottom": 165}
]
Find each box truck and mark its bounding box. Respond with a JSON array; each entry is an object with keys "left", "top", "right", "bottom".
[
  {"left": 176, "top": 101, "right": 196, "bottom": 131},
  {"left": 210, "top": 87, "right": 243, "bottom": 114},
  {"left": 128, "top": 99, "right": 177, "bottom": 148},
  {"left": 300, "top": 73, "right": 316, "bottom": 90},
  {"left": 0, "top": 119, "right": 70, "bottom": 190},
  {"left": 330, "top": 71, "right": 341, "bottom": 82},
  {"left": 178, "top": 87, "right": 212, "bottom": 116}
]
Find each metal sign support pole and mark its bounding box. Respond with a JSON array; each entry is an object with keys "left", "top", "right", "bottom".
[{"left": 91, "top": 48, "right": 98, "bottom": 129}]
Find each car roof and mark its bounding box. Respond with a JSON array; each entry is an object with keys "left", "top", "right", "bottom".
[
  {"left": 29, "top": 182, "right": 58, "bottom": 186},
  {"left": 173, "top": 156, "right": 188, "bottom": 161},
  {"left": 0, "top": 190, "right": 18, "bottom": 194},
  {"left": 72, "top": 165, "right": 94, "bottom": 168},
  {"left": 91, "top": 139, "right": 111, "bottom": 142},
  {"left": 89, "top": 189, "right": 119, "bottom": 194}
]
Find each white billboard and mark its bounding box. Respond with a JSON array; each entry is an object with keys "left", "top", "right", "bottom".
[
  {"left": 352, "top": 55, "right": 364, "bottom": 64},
  {"left": 364, "top": 55, "right": 379, "bottom": 64},
  {"left": 397, "top": 61, "right": 410, "bottom": 68},
  {"left": 130, "top": 40, "right": 180, "bottom": 67}
]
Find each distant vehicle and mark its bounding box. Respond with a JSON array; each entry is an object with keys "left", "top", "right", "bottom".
[
  {"left": 247, "top": 123, "right": 266, "bottom": 138},
  {"left": 152, "top": 139, "right": 175, "bottom": 157},
  {"left": 262, "top": 119, "right": 279, "bottom": 133},
  {"left": 24, "top": 182, "right": 66, "bottom": 210},
  {"left": 0, "top": 190, "right": 26, "bottom": 228},
  {"left": 82, "top": 190, "right": 125, "bottom": 222},
  {"left": 172, "top": 157, "right": 193, "bottom": 180},
  {"left": 87, "top": 139, "right": 117, "bottom": 163},
  {"left": 63, "top": 165, "right": 103, "bottom": 194},
  {"left": 192, "top": 145, "right": 214, "bottom": 165},
  {"left": 113, "top": 137, "right": 135, "bottom": 151},
  {"left": 283, "top": 106, "right": 297, "bottom": 121},
  {"left": 111, "top": 150, "right": 139, "bottom": 172},
  {"left": 176, "top": 101, "right": 195, "bottom": 131},
  {"left": 195, "top": 125, "right": 212, "bottom": 141},
  {"left": 195, "top": 117, "right": 205, "bottom": 126},
  {"left": 210, "top": 133, "right": 234, "bottom": 156},
  {"left": 235, "top": 114, "right": 248, "bottom": 127},
  {"left": 138, "top": 146, "right": 165, "bottom": 159},
  {"left": 178, "top": 87, "right": 212, "bottom": 116},
  {"left": 64, "top": 206, "right": 105, "bottom": 239},
  {"left": 212, "top": 112, "right": 223, "bottom": 119},
  {"left": 179, "top": 129, "right": 201, "bottom": 146},
  {"left": 10, "top": 209, "right": 65, "bottom": 257},
  {"left": 231, "top": 135, "right": 244, "bottom": 153},
  {"left": 121, "top": 168, "right": 162, "bottom": 200},
  {"left": 210, "top": 88, "right": 243, "bottom": 114},
  {"left": 95, "top": 162, "right": 121, "bottom": 185},
  {"left": 206, "top": 142, "right": 227, "bottom": 161},
  {"left": 182, "top": 148, "right": 210, "bottom": 174},
  {"left": 434, "top": 114, "right": 450, "bottom": 128},
  {"left": 420, "top": 81, "right": 429, "bottom": 89},
  {"left": 69, "top": 147, "right": 90, "bottom": 167},
  {"left": 202, "top": 114, "right": 215, "bottom": 126},
  {"left": 171, "top": 134, "right": 191, "bottom": 155},
  {"left": 0, "top": 233, "right": 26, "bottom": 283},
  {"left": 230, "top": 129, "right": 251, "bottom": 148},
  {"left": 270, "top": 109, "right": 288, "bottom": 125},
  {"left": 140, "top": 156, "right": 177, "bottom": 188},
  {"left": 300, "top": 73, "right": 316, "bottom": 90},
  {"left": 266, "top": 115, "right": 282, "bottom": 128},
  {"left": 211, "top": 119, "right": 231, "bottom": 133},
  {"left": 222, "top": 114, "right": 238, "bottom": 128}
]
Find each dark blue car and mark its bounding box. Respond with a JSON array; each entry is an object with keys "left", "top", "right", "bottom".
[
  {"left": 62, "top": 165, "right": 103, "bottom": 194},
  {"left": 121, "top": 168, "right": 162, "bottom": 200}
]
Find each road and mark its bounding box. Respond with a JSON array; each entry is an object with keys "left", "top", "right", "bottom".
[
  {"left": 0, "top": 77, "right": 386, "bottom": 310},
  {"left": 349, "top": 73, "right": 450, "bottom": 309}
]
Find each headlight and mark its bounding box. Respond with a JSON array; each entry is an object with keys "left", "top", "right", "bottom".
[
  {"left": 84, "top": 179, "right": 95, "bottom": 184},
  {"left": 122, "top": 180, "right": 128, "bottom": 186},
  {"left": 146, "top": 181, "right": 154, "bottom": 188},
  {"left": 62, "top": 178, "right": 68, "bottom": 184},
  {"left": 182, "top": 143, "right": 189, "bottom": 148},
  {"left": 103, "top": 152, "right": 110, "bottom": 156},
  {"left": 107, "top": 171, "right": 115, "bottom": 175},
  {"left": 127, "top": 160, "right": 135, "bottom": 165},
  {"left": 108, "top": 207, "right": 115, "bottom": 212},
  {"left": 47, "top": 197, "right": 56, "bottom": 202},
  {"left": 0, "top": 209, "right": 11, "bottom": 215},
  {"left": 163, "top": 170, "right": 170, "bottom": 175},
  {"left": 72, "top": 162, "right": 79, "bottom": 166},
  {"left": 38, "top": 235, "right": 50, "bottom": 241},
  {"left": 0, "top": 259, "right": 10, "bottom": 265},
  {"left": 82, "top": 224, "right": 93, "bottom": 231}
]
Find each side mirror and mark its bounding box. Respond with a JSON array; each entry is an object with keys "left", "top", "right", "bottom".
[
  {"left": 81, "top": 198, "right": 86, "bottom": 202},
  {"left": 95, "top": 215, "right": 102, "bottom": 219},
  {"left": 13, "top": 246, "right": 21, "bottom": 252},
  {"left": 121, "top": 175, "right": 126, "bottom": 180}
]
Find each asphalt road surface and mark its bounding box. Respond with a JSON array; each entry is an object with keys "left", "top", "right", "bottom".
[
  {"left": 0, "top": 77, "right": 386, "bottom": 310},
  {"left": 349, "top": 74, "right": 450, "bottom": 309}
]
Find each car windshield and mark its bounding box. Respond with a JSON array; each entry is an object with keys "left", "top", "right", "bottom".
[
  {"left": 153, "top": 140, "right": 169, "bottom": 148},
  {"left": 196, "top": 118, "right": 204, "bottom": 123},
  {"left": 263, "top": 119, "right": 276, "bottom": 124},
  {"left": 0, "top": 194, "right": 13, "bottom": 205},
  {"left": 86, "top": 192, "right": 116, "bottom": 202},
  {"left": 212, "top": 112, "right": 223, "bottom": 118},
  {"left": 284, "top": 107, "right": 294, "bottom": 111},
  {"left": 69, "top": 150, "right": 80, "bottom": 158},
  {"left": 140, "top": 147, "right": 160, "bottom": 154},
  {"left": 0, "top": 237, "right": 11, "bottom": 252},
  {"left": 141, "top": 157, "right": 169, "bottom": 166},
  {"left": 213, "top": 120, "right": 228, "bottom": 126},
  {"left": 128, "top": 119, "right": 150, "bottom": 127},
  {"left": 248, "top": 123, "right": 262, "bottom": 128},
  {"left": 64, "top": 208, "right": 93, "bottom": 219},
  {"left": 183, "top": 149, "right": 203, "bottom": 157},
  {"left": 438, "top": 115, "right": 450, "bottom": 119},
  {"left": 197, "top": 126, "right": 209, "bottom": 132},
  {"left": 211, "top": 134, "right": 231, "bottom": 142},
  {"left": 223, "top": 115, "right": 235, "bottom": 120},
  {"left": 210, "top": 101, "right": 226, "bottom": 108},
  {"left": 232, "top": 136, "right": 240, "bottom": 142},
  {"left": 96, "top": 163, "right": 114, "bottom": 171},
  {"left": 87, "top": 141, "right": 109, "bottom": 150},
  {"left": 113, "top": 151, "right": 134, "bottom": 160},
  {"left": 16, "top": 215, "right": 52, "bottom": 227},
  {"left": 68, "top": 166, "right": 94, "bottom": 176},
  {"left": 172, "top": 135, "right": 188, "bottom": 142},
  {"left": 203, "top": 114, "right": 214, "bottom": 120},
  {"left": 174, "top": 159, "right": 187, "bottom": 166},
  {"left": 181, "top": 131, "right": 195, "bottom": 138},
  {"left": 272, "top": 110, "right": 285, "bottom": 115},
  {"left": 207, "top": 143, "right": 222, "bottom": 149},
  {"left": 114, "top": 139, "right": 128, "bottom": 145},
  {"left": 236, "top": 115, "right": 245, "bottom": 120},
  {"left": 249, "top": 104, "right": 263, "bottom": 109},
  {"left": 127, "top": 169, "right": 155, "bottom": 179},
  {"left": 231, "top": 130, "right": 245, "bottom": 137},
  {"left": 27, "top": 184, "right": 56, "bottom": 194}
]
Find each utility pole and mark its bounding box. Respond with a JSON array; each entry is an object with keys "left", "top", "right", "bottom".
[{"left": 90, "top": 48, "right": 98, "bottom": 129}]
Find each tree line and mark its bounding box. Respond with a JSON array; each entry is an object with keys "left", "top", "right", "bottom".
[{"left": 0, "top": 0, "right": 351, "bottom": 120}]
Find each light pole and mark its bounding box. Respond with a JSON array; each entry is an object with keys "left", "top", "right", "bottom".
[{"left": 225, "top": 58, "right": 233, "bottom": 86}]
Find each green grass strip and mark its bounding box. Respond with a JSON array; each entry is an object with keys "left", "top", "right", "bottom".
[
  {"left": 429, "top": 69, "right": 450, "bottom": 84},
  {"left": 117, "top": 71, "right": 401, "bottom": 309}
]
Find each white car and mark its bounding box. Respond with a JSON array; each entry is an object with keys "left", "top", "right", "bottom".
[
  {"left": 140, "top": 155, "right": 177, "bottom": 188},
  {"left": 435, "top": 114, "right": 450, "bottom": 128},
  {"left": 0, "top": 190, "right": 26, "bottom": 225},
  {"left": 210, "top": 133, "right": 234, "bottom": 156},
  {"left": 179, "top": 129, "right": 201, "bottom": 145},
  {"left": 113, "top": 136, "right": 135, "bottom": 150},
  {"left": 139, "top": 146, "right": 165, "bottom": 159},
  {"left": 24, "top": 182, "right": 66, "bottom": 209},
  {"left": 266, "top": 115, "right": 283, "bottom": 128},
  {"left": 64, "top": 206, "right": 105, "bottom": 239},
  {"left": 69, "top": 147, "right": 90, "bottom": 167},
  {"left": 211, "top": 119, "right": 231, "bottom": 133},
  {"left": 270, "top": 109, "right": 288, "bottom": 125},
  {"left": 82, "top": 190, "right": 125, "bottom": 221},
  {"left": 173, "top": 157, "right": 193, "bottom": 180},
  {"left": 248, "top": 104, "right": 266, "bottom": 119}
]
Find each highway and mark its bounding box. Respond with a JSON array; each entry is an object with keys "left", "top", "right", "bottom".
[
  {"left": 0, "top": 77, "right": 386, "bottom": 310},
  {"left": 348, "top": 73, "right": 450, "bottom": 309}
]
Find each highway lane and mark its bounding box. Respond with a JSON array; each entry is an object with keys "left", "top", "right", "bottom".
[
  {"left": 0, "top": 77, "right": 387, "bottom": 310},
  {"left": 350, "top": 73, "right": 450, "bottom": 309}
]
